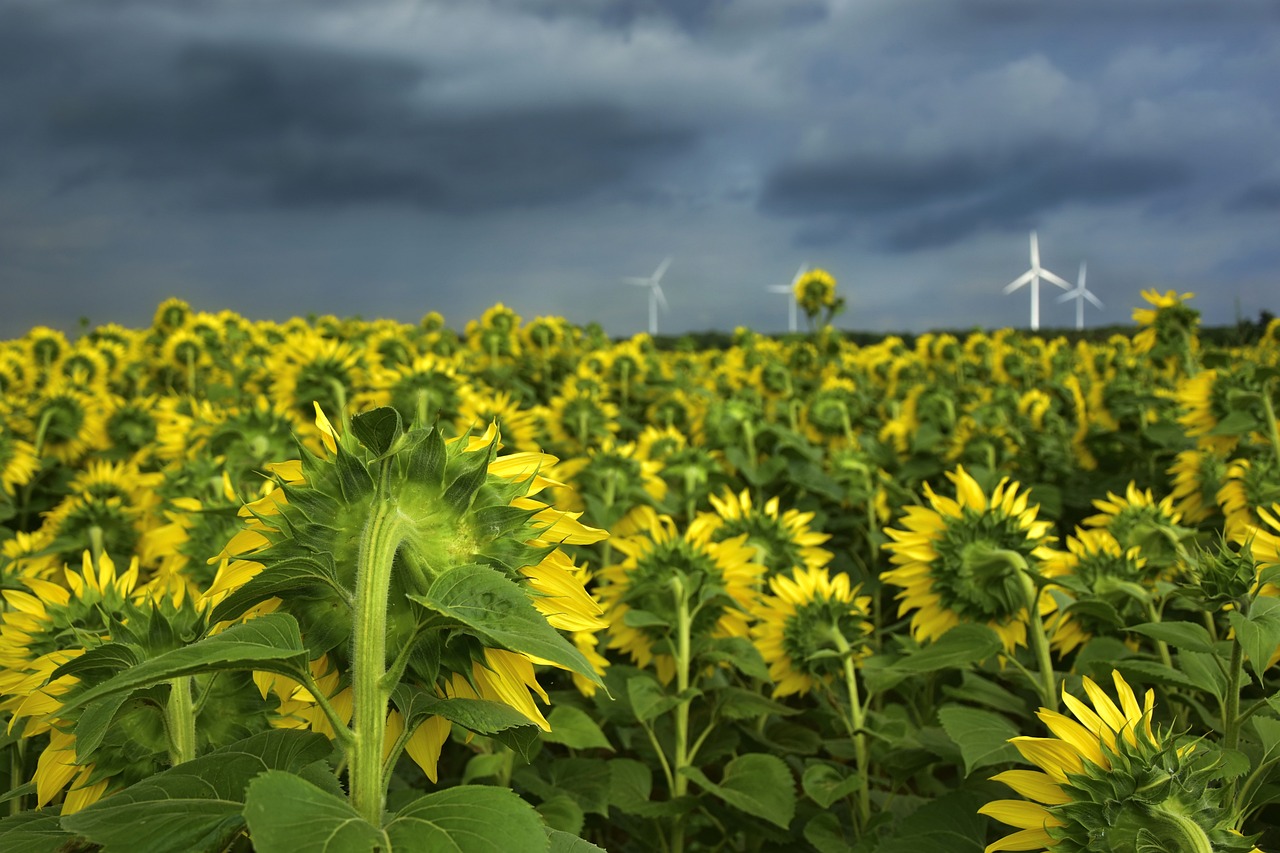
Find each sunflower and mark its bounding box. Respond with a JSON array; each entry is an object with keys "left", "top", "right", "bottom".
[
  {"left": 1175, "top": 370, "right": 1239, "bottom": 455},
  {"left": 549, "top": 439, "right": 667, "bottom": 529},
  {"left": 1217, "top": 456, "right": 1280, "bottom": 539},
  {"left": 1040, "top": 529, "right": 1157, "bottom": 657},
  {"left": 543, "top": 376, "right": 621, "bottom": 457},
  {"left": 456, "top": 387, "right": 541, "bottom": 453},
  {"left": 598, "top": 508, "right": 764, "bottom": 684},
  {"left": 99, "top": 394, "right": 163, "bottom": 463},
  {"left": 980, "top": 671, "right": 1257, "bottom": 853},
  {"left": 0, "top": 425, "right": 40, "bottom": 496},
  {"left": 1167, "top": 448, "right": 1228, "bottom": 526},
  {"left": 21, "top": 379, "right": 107, "bottom": 464},
  {"left": 793, "top": 268, "right": 843, "bottom": 329},
  {"left": 267, "top": 333, "right": 365, "bottom": 430},
  {"left": 1083, "top": 483, "right": 1191, "bottom": 573},
  {"left": 204, "top": 405, "right": 608, "bottom": 782},
  {"left": 25, "top": 326, "right": 69, "bottom": 374},
  {"left": 364, "top": 353, "right": 467, "bottom": 426},
  {"left": 687, "top": 488, "right": 832, "bottom": 580},
  {"left": 750, "top": 566, "right": 872, "bottom": 698},
  {"left": 882, "top": 466, "right": 1059, "bottom": 653},
  {"left": 1131, "top": 288, "right": 1199, "bottom": 366}
]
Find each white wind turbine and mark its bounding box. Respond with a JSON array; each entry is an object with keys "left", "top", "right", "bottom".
[
  {"left": 623, "top": 257, "right": 672, "bottom": 336},
  {"left": 1002, "top": 231, "right": 1072, "bottom": 331},
  {"left": 767, "top": 263, "right": 807, "bottom": 333},
  {"left": 1056, "top": 261, "right": 1103, "bottom": 330}
]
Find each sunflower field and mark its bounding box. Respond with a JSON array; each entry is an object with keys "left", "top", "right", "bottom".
[{"left": 1, "top": 285, "right": 1279, "bottom": 853}]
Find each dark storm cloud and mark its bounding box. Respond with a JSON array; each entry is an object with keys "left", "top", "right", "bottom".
[
  {"left": 758, "top": 143, "right": 1190, "bottom": 251},
  {"left": 7, "top": 8, "right": 696, "bottom": 214},
  {"left": 1228, "top": 181, "right": 1280, "bottom": 212}
]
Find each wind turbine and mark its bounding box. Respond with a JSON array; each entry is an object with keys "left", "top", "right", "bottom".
[
  {"left": 623, "top": 257, "right": 672, "bottom": 336},
  {"left": 1002, "top": 231, "right": 1072, "bottom": 331},
  {"left": 1056, "top": 261, "right": 1103, "bottom": 330},
  {"left": 767, "top": 263, "right": 807, "bottom": 333}
]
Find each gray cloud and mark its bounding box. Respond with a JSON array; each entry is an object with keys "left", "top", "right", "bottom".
[
  {"left": 1228, "top": 181, "right": 1280, "bottom": 212},
  {"left": 8, "top": 8, "right": 697, "bottom": 214},
  {"left": 759, "top": 143, "right": 1190, "bottom": 250}
]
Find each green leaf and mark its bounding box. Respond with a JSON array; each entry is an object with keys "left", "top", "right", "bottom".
[
  {"left": 626, "top": 676, "right": 680, "bottom": 723},
  {"left": 0, "top": 811, "right": 79, "bottom": 853},
  {"left": 804, "top": 813, "right": 853, "bottom": 853},
  {"left": 1129, "top": 621, "right": 1217, "bottom": 654},
  {"left": 243, "top": 771, "right": 385, "bottom": 853},
  {"left": 50, "top": 642, "right": 139, "bottom": 681},
  {"left": 895, "top": 624, "right": 1004, "bottom": 674},
  {"left": 1178, "top": 650, "right": 1228, "bottom": 702},
  {"left": 1228, "top": 597, "right": 1280, "bottom": 682},
  {"left": 334, "top": 442, "right": 375, "bottom": 503},
  {"left": 63, "top": 730, "right": 332, "bottom": 853},
  {"left": 716, "top": 686, "right": 801, "bottom": 721},
  {"left": 545, "top": 828, "right": 607, "bottom": 853},
  {"left": 941, "top": 672, "right": 1029, "bottom": 718},
  {"left": 1114, "top": 660, "right": 1201, "bottom": 693},
  {"left": 621, "top": 609, "right": 669, "bottom": 629},
  {"left": 351, "top": 407, "right": 403, "bottom": 456},
  {"left": 408, "top": 565, "right": 601, "bottom": 686},
  {"left": 392, "top": 685, "right": 539, "bottom": 739},
  {"left": 443, "top": 437, "right": 495, "bottom": 512},
  {"left": 801, "top": 763, "right": 862, "bottom": 809},
  {"left": 701, "top": 636, "right": 771, "bottom": 681},
  {"left": 535, "top": 795, "right": 584, "bottom": 836},
  {"left": 681, "top": 753, "right": 796, "bottom": 829},
  {"left": 73, "top": 692, "right": 134, "bottom": 761},
  {"left": 515, "top": 759, "right": 611, "bottom": 817},
  {"left": 876, "top": 788, "right": 987, "bottom": 852},
  {"left": 56, "top": 613, "right": 310, "bottom": 714},
  {"left": 937, "top": 705, "right": 1021, "bottom": 776},
  {"left": 209, "top": 557, "right": 342, "bottom": 626},
  {"left": 607, "top": 759, "right": 652, "bottom": 814},
  {"left": 543, "top": 706, "right": 613, "bottom": 751},
  {"left": 384, "top": 786, "right": 550, "bottom": 852},
  {"left": 405, "top": 425, "right": 447, "bottom": 487}
]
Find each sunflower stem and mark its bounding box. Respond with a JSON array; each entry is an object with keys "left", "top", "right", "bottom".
[
  {"left": 1017, "top": 569, "right": 1058, "bottom": 712},
  {"left": 165, "top": 677, "right": 196, "bottom": 767},
  {"left": 828, "top": 626, "right": 871, "bottom": 832},
  {"left": 670, "top": 575, "right": 694, "bottom": 853},
  {"left": 349, "top": 495, "right": 403, "bottom": 825},
  {"left": 1261, "top": 381, "right": 1280, "bottom": 467},
  {"left": 1223, "top": 635, "right": 1243, "bottom": 754}
]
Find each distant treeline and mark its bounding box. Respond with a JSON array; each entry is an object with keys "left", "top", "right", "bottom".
[{"left": 652, "top": 309, "right": 1277, "bottom": 352}]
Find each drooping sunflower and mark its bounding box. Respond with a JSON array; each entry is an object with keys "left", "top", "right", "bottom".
[
  {"left": 882, "top": 466, "right": 1059, "bottom": 653},
  {"left": 0, "top": 424, "right": 40, "bottom": 496},
  {"left": 1167, "top": 447, "right": 1228, "bottom": 526},
  {"left": 203, "top": 405, "right": 608, "bottom": 780},
  {"left": 456, "top": 387, "right": 541, "bottom": 453},
  {"left": 980, "top": 671, "right": 1257, "bottom": 853},
  {"left": 1217, "top": 456, "right": 1280, "bottom": 539},
  {"left": 363, "top": 353, "right": 467, "bottom": 427},
  {"left": 1083, "top": 483, "right": 1192, "bottom": 574},
  {"left": 687, "top": 488, "right": 833, "bottom": 580},
  {"left": 598, "top": 508, "right": 764, "bottom": 684},
  {"left": 21, "top": 379, "right": 108, "bottom": 464},
  {"left": 267, "top": 333, "right": 365, "bottom": 431},
  {"left": 750, "top": 566, "right": 872, "bottom": 698},
  {"left": 1040, "top": 529, "right": 1162, "bottom": 657}
]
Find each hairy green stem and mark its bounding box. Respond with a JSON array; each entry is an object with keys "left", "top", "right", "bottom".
[
  {"left": 829, "top": 627, "right": 871, "bottom": 831},
  {"left": 1262, "top": 384, "right": 1280, "bottom": 467},
  {"left": 670, "top": 576, "right": 694, "bottom": 853},
  {"left": 350, "top": 500, "right": 403, "bottom": 825},
  {"left": 1017, "top": 569, "right": 1058, "bottom": 712},
  {"left": 165, "top": 677, "right": 197, "bottom": 767}
]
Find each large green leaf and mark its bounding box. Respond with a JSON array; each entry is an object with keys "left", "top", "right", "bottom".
[
  {"left": 243, "top": 772, "right": 385, "bottom": 853},
  {"left": 1129, "top": 621, "right": 1217, "bottom": 654},
  {"left": 407, "top": 565, "right": 601, "bottom": 685},
  {"left": 0, "top": 811, "right": 79, "bottom": 853},
  {"left": 897, "top": 625, "right": 1004, "bottom": 672},
  {"left": 545, "top": 828, "right": 607, "bottom": 853},
  {"left": 681, "top": 753, "right": 796, "bottom": 829},
  {"left": 62, "top": 730, "right": 332, "bottom": 853},
  {"left": 391, "top": 686, "right": 543, "bottom": 762},
  {"left": 543, "top": 706, "right": 613, "bottom": 751},
  {"left": 384, "top": 786, "right": 549, "bottom": 852},
  {"left": 209, "top": 557, "right": 342, "bottom": 626},
  {"left": 801, "top": 763, "right": 862, "bottom": 809},
  {"left": 58, "top": 614, "right": 310, "bottom": 714},
  {"left": 351, "top": 407, "right": 403, "bottom": 456},
  {"left": 937, "top": 705, "right": 1021, "bottom": 776},
  {"left": 1228, "top": 596, "right": 1280, "bottom": 683}
]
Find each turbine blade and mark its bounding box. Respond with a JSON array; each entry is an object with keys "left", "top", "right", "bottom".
[
  {"left": 1084, "top": 290, "right": 1104, "bottom": 309},
  {"left": 767, "top": 285, "right": 792, "bottom": 294},
  {"left": 653, "top": 256, "right": 672, "bottom": 283},
  {"left": 623, "top": 277, "right": 650, "bottom": 285},
  {"left": 1055, "top": 289, "right": 1079, "bottom": 304},
  {"left": 1003, "top": 270, "right": 1035, "bottom": 293},
  {"left": 1078, "top": 261, "right": 1087, "bottom": 289},
  {"left": 1030, "top": 231, "right": 1040, "bottom": 269},
  {"left": 1040, "top": 269, "right": 1073, "bottom": 290},
  {"left": 654, "top": 284, "right": 669, "bottom": 312},
  {"left": 792, "top": 263, "right": 808, "bottom": 284}
]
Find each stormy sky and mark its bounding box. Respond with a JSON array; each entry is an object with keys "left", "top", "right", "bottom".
[{"left": 1, "top": 0, "right": 1277, "bottom": 339}]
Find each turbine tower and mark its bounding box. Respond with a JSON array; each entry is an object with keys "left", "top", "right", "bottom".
[
  {"left": 623, "top": 257, "right": 672, "bottom": 336},
  {"left": 766, "top": 263, "right": 807, "bottom": 333},
  {"left": 1002, "top": 231, "right": 1072, "bottom": 331},
  {"left": 1056, "top": 261, "right": 1103, "bottom": 330}
]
